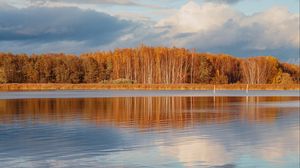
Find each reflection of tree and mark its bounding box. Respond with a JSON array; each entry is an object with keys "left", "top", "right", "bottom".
[
  {"left": 241, "top": 96, "right": 294, "bottom": 123},
  {"left": 0, "top": 97, "right": 298, "bottom": 128}
]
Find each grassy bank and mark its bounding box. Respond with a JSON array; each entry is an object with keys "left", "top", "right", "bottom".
[{"left": 0, "top": 83, "right": 299, "bottom": 91}]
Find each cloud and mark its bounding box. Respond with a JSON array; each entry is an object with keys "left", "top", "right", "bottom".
[
  {"left": 157, "top": 2, "right": 242, "bottom": 33},
  {"left": 156, "top": 1, "right": 299, "bottom": 60},
  {"left": 204, "top": 0, "right": 242, "bottom": 4},
  {"left": 27, "top": 0, "right": 138, "bottom": 6},
  {"left": 239, "top": 7, "right": 299, "bottom": 49},
  {"left": 25, "top": 0, "right": 164, "bottom": 9},
  {"left": 0, "top": 1, "right": 298, "bottom": 61},
  {"left": 0, "top": 6, "right": 136, "bottom": 46}
]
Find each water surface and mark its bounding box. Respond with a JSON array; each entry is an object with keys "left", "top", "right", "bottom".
[
  {"left": 0, "top": 90, "right": 299, "bottom": 99},
  {"left": 0, "top": 92, "right": 299, "bottom": 167}
]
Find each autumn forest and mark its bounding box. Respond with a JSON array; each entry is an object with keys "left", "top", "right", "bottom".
[{"left": 0, "top": 46, "right": 299, "bottom": 85}]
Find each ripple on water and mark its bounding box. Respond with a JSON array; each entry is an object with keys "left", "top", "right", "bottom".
[{"left": 0, "top": 96, "right": 299, "bottom": 167}]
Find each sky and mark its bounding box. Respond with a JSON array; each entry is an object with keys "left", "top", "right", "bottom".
[{"left": 0, "top": 0, "right": 299, "bottom": 62}]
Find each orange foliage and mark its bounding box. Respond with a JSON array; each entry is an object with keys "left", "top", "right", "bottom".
[{"left": 0, "top": 46, "right": 298, "bottom": 84}]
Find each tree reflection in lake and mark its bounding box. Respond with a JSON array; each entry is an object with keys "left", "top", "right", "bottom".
[
  {"left": 0, "top": 96, "right": 298, "bottom": 127},
  {"left": 0, "top": 96, "right": 299, "bottom": 167}
]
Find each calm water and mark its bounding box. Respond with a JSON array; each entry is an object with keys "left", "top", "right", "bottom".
[{"left": 0, "top": 91, "right": 299, "bottom": 168}]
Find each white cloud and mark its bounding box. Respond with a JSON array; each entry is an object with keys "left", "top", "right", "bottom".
[
  {"left": 155, "top": 1, "right": 299, "bottom": 59},
  {"left": 239, "top": 7, "right": 299, "bottom": 49},
  {"left": 157, "top": 2, "right": 242, "bottom": 33}
]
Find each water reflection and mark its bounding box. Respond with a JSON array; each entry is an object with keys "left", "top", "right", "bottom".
[
  {"left": 0, "top": 96, "right": 299, "bottom": 167},
  {"left": 0, "top": 97, "right": 298, "bottom": 127},
  {"left": 159, "top": 136, "right": 232, "bottom": 166}
]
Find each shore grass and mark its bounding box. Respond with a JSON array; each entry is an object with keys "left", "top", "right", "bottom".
[{"left": 0, "top": 83, "right": 299, "bottom": 91}]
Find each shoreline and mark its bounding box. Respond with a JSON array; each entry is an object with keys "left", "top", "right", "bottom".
[{"left": 0, "top": 84, "right": 299, "bottom": 91}]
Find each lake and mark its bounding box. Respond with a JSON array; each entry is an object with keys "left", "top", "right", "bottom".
[{"left": 0, "top": 90, "right": 299, "bottom": 168}]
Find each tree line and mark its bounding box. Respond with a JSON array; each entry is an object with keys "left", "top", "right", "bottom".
[{"left": 0, "top": 46, "right": 299, "bottom": 84}]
